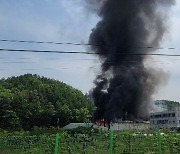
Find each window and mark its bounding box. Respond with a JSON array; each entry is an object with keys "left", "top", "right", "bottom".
[
  {"left": 157, "top": 120, "right": 164, "bottom": 124},
  {"left": 155, "top": 114, "right": 161, "bottom": 118},
  {"left": 171, "top": 113, "right": 175, "bottom": 117},
  {"left": 164, "top": 120, "right": 168, "bottom": 124}
]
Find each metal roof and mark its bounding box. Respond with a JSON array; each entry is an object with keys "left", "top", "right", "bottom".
[{"left": 63, "top": 123, "right": 93, "bottom": 130}]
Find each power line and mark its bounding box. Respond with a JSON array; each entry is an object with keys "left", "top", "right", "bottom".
[
  {"left": 0, "top": 39, "right": 100, "bottom": 46},
  {"left": 1, "top": 48, "right": 180, "bottom": 57},
  {"left": 0, "top": 61, "right": 177, "bottom": 71},
  {"left": 0, "top": 39, "right": 180, "bottom": 51},
  {"left": 0, "top": 48, "right": 93, "bottom": 54}
]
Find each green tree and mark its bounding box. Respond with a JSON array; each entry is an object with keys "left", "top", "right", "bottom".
[{"left": 0, "top": 74, "right": 94, "bottom": 130}]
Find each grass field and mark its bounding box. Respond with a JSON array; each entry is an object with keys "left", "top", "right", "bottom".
[
  {"left": 59, "top": 131, "right": 180, "bottom": 154},
  {"left": 0, "top": 130, "right": 179, "bottom": 154}
]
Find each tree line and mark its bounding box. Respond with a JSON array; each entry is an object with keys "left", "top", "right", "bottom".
[{"left": 0, "top": 74, "right": 93, "bottom": 130}]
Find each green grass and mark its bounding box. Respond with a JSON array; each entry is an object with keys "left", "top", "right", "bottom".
[
  {"left": 0, "top": 135, "right": 55, "bottom": 154},
  {"left": 0, "top": 131, "right": 179, "bottom": 154}
]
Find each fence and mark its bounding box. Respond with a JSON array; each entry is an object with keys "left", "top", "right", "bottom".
[{"left": 0, "top": 131, "right": 179, "bottom": 154}]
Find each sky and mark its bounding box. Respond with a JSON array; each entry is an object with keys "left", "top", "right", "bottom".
[{"left": 0, "top": 0, "right": 180, "bottom": 102}]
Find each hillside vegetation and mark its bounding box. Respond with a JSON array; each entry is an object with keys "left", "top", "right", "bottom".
[
  {"left": 0, "top": 74, "right": 93, "bottom": 130},
  {"left": 164, "top": 100, "right": 180, "bottom": 110},
  {"left": 155, "top": 100, "right": 180, "bottom": 111}
]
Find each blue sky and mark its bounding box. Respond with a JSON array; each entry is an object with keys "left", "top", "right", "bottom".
[{"left": 0, "top": 0, "right": 180, "bottom": 102}]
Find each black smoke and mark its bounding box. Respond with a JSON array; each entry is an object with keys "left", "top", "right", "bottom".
[{"left": 87, "top": 0, "right": 175, "bottom": 122}]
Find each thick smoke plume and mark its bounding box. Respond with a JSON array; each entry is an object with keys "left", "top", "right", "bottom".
[{"left": 87, "top": 0, "right": 175, "bottom": 122}]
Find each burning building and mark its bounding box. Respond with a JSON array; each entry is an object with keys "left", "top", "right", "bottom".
[{"left": 87, "top": 0, "right": 175, "bottom": 124}]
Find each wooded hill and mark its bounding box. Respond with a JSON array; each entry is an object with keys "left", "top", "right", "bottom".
[
  {"left": 155, "top": 100, "right": 180, "bottom": 111},
  {"left": 0, "top": 74, "right": 93, "bottom": 130}
]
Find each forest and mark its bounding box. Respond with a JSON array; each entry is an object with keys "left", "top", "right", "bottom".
[{"left": 0, "top": 74, "right": 93, "bottom": 130}]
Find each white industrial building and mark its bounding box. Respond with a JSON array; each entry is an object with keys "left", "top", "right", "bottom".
[{"left": 150, "top": 107, "right": 180, "bottom": 129}]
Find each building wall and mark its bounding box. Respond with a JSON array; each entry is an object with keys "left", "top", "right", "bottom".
[
  {"left": 93, "top": 122, "right": 150, "bottom": 131},
  {"left": 150, "top": 107, "right": 180, "bottom": 128}
]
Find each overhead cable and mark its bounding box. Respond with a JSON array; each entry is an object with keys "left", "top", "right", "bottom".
[
  {"left": 0, "top": 39, "right": 180, "bottom": 50},
  {"left": 1, "top": 48, "right": 180, "bottom": 57}
]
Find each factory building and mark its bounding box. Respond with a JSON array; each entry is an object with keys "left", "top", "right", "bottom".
[{"left": 150, "top": 107, "right": 180, "bottom": 129}]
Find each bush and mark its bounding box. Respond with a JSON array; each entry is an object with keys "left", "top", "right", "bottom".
[
  {"left": 30, "top": 126, "right": 65, "bottom": 135},
  {"left": 0, "top": 127, "right": 66, "bottom": 136}
]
